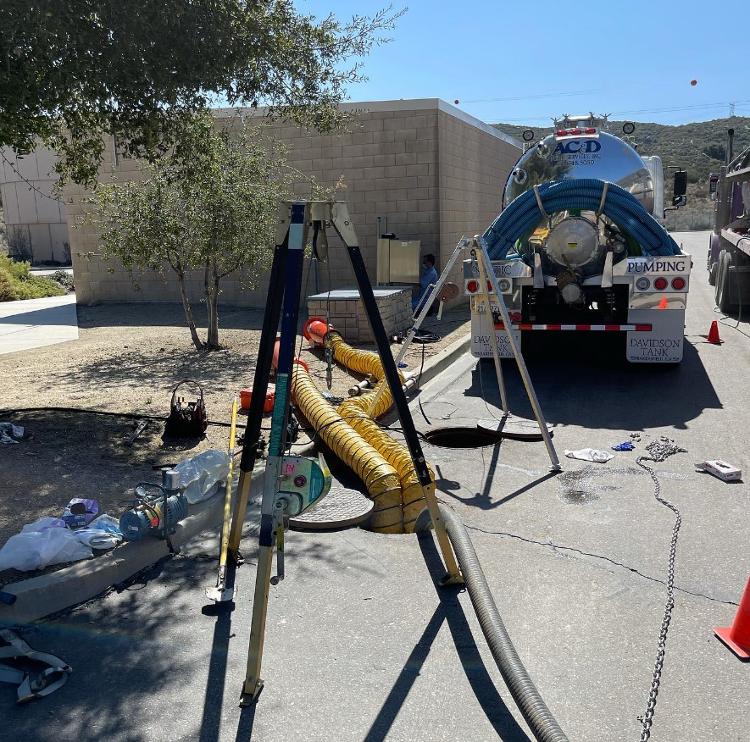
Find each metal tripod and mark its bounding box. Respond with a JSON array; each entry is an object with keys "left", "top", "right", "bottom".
[
  {"left": 387, "top": 234, "right": 560, "bottom": 471},
  {"left": 217, "top": 201, "right": 463, "bottom": 707}
]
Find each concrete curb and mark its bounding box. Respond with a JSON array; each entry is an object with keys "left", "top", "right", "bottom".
[
  {"left": 380, "top": 331, "right": 470, "bottom": 425},
  {"left": 0, "top": 468, "right": 264, "bottom": 625},
  {"left": 412, "top": 331, "right": 470, "bottom": 389}
]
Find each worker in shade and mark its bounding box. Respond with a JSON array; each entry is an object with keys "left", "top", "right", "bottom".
[{"left": 412, "top": 253, "right": 438, "bottom": 313}]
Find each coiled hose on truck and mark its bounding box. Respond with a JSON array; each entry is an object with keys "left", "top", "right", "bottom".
[
  {"left": 434, "top": 504, "right": 569, "bottom": 742},
  {"left": 484, "top": 177, "right": 681, "bottom": 260}
]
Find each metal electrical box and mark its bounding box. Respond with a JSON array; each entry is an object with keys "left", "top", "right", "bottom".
[{"left": 376, "top": 239, "right": 421, "bottom": 284}]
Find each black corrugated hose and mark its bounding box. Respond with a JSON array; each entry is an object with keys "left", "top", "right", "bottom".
[{"left": 436, "top": 504, "right": 569, "bottom": 742}]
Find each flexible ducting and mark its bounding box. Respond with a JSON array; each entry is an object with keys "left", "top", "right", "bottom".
[
  {"left": 297, "top": 320, "right": 433, "bottom": 533},
  {"left": 483, "top": 178, "right": 681, "bottom": 261},
  {"left": 436, "top": 504, "right": 569, "bottom": 742},
  {"left": 290, "top": 364, "right": 404, "bottom": 533}
]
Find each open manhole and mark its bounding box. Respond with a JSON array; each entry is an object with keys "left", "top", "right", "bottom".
[{"left": 423, "top": 426, "right": 502, "bottom": 449}]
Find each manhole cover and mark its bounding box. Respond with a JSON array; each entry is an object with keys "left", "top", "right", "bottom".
[
  {"left": 289, "top": 485, "right": 373, "bottom": 531},
  {"left": 423, "top": 426, "right": 502, "bottom": 449}
]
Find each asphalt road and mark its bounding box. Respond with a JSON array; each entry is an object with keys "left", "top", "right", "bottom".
[{"left": 3, "top": 231, "right": 749, "bottom": 742}]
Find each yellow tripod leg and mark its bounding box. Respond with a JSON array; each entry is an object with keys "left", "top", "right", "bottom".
[{"left": 205, "top": 397, "right": 239, "bottom": 603}]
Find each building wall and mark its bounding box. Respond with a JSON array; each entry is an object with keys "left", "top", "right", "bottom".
[
  {"left": 0, "top": 147, "right": 70, "bottom": 265},
  {"left": 63, "top": 99, "right": 520, "bottom": 307},
  {"left": 436, "top": 109, "right": 520, "bottom": 287}
]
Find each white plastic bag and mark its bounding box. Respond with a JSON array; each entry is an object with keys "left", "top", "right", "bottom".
[
  {"left": 0, "top": 518, "right": 92, "bottom": 571},
  {"left": 173, "top": 449, "right": 230, "bottom": 504},
  {"left": 564, "top": 448, "right": 613, "bottom": 463},
  {"left": 73, "top": 528, "right": 122, "bottom": 550}
]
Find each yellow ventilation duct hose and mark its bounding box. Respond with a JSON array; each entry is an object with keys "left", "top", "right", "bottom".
[
  {"left": 336, "top": 404, "right": 431, "bottom": 532},
  {"left": 290, "top": 364, "right": 405, "bottom": 533},
  {"left": 300, "top": 319, "right": 435, "bottom": 534}
]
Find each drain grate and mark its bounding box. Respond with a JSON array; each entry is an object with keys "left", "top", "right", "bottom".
[{"left": 423, "top": 426, "right": 502, "bottom": 449}]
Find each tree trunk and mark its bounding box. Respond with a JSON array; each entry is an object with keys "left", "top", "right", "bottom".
[
  {"left": 205, "top": 259, "right": 221, "bottom": 350},
  {"left": 176, "top": 269, "right": 204, "bottom": 351}
]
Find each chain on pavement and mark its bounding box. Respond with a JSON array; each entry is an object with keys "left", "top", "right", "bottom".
[{"left": 636, "top": 437, "right": 686, "bottom": 742}]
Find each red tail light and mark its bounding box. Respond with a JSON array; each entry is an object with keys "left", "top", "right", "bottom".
[
  {"left": 671, "top": 277, "right": 686, "bottom": 290},
  {"left": 487, "top": 280, "right": 494, "bottom": 292},
  {"left": 653, "top": 277, "right": 668, "bottom": 290},
  {"left": 466, "top": 280, "right": 478, "bottom": 293},
  {"left": 584, "top": 127, "right": 596, "bottom": 134}
]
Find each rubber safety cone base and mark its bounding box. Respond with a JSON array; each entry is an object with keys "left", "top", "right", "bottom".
[{"left": 714, "top": 626, "right": 750, "bottom": 660}]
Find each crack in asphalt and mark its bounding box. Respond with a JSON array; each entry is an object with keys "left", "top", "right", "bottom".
[{"left": 464, "top": 523, "right": 739, "bottom": 607}]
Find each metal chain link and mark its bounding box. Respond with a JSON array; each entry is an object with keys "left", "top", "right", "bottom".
[{"left": 636, "top": 437, "right": 685, "bottom": 742}]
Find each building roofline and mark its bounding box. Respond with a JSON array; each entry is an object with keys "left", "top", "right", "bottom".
[{"left": 213, "top": 98, "right": 522, "bottom": 148}]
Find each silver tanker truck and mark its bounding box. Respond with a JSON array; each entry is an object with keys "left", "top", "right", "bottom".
[{"left": 465, "top": 115, "right": 691, "bottom": 364}]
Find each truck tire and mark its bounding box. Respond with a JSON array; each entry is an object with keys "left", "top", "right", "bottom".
[
  {"left": 715, "top": 250, "right": 737, "bottom": 314},
  {"left": 708, "top": 261, "right": 718, "bottom": 287}
]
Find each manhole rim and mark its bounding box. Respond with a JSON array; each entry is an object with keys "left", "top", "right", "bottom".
[{"left": 422, "top": 425, "right": 502, "bottom": 449}]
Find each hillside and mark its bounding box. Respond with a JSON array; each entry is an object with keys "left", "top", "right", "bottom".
[{"left": 494, "top": 116, "right": 750, "bottom": 185}]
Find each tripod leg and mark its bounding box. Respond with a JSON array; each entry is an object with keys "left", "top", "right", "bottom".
[
  {"left": 228, "top": 240, "right": 288, "bottom": 558},
  {"left": 242, "top": 202, "right": 307, "bottom": 704},
  {"left": 331, "top": 204, "right": 461, "bottom": 584},
  {"left": 477, "top": 239, "right": 561, "bottom": 471},
  {"left": 475, "top": 251, "right": 509, "bottom": 414}
]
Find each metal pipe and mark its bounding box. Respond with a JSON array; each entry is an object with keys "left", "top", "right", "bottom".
[
  {"left": 475, "top": 249, "right": 509, "bottom": 414},
  {"left": 476, "top": 238, "right": 561, "bottom": 471}
]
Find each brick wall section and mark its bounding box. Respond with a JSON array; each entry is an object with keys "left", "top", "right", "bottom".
[
  {"left": 65, "top": 100, "right": 520, "bottom": 308},
  {"left": 307, "top": 288, "right": 411, "bottom": 343}
]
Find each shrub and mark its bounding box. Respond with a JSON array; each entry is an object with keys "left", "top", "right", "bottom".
[
  {"left": 51, "top": 270, "right": 74, "bottom": 291},
  {"left": 0, "top": 255, "right": 66, "bottom": 301}
]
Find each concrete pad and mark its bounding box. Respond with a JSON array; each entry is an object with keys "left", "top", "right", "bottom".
[{"left": 0, "top": 294, "right": 78, "bottom": 355}]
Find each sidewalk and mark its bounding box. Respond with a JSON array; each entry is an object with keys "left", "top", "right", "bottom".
[{"left": 0, "top": 294, "right": 78, "bottom": 355}]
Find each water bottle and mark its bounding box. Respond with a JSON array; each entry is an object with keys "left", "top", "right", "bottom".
[{"left": 173, "top": 449, "right": 230, "bottom": 504}]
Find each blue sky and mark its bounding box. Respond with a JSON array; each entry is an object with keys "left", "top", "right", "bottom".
[{"left": 296, "top": 0, "right": 749, "bottom": 126}]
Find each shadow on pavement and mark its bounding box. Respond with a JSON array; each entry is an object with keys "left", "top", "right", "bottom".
[
  {"left": 466, "top": 337, "right": 720, "bottom": 430},
  {"left": 0, "top": 555, "right": 207, "bottom": 742},
  {"left": 0, "top": 301, "right": 77, "bottom": 327},
  {"left": 363, "top": 532, "right": 529, "bottom": 742}
]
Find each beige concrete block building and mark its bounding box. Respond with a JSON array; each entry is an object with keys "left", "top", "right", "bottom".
[
  {"left": 63, "top": 99, "right": 520, "bottom": 307},
  {"left": 0, "top": 147, "right": 70, "bottom": 265}
]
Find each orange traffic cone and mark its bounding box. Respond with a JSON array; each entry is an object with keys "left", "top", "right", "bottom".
[
  {"left": 707, "top": 320, "right": 722, "bottom": 345},
  {"left": 714, "top": 577, "right": 750, "bottom": 660}
]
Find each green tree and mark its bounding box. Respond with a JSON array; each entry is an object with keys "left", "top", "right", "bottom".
[
  {"left": 92, "top": 114, "right": 293, "bottom": 350},
  {"left": 0, "top": 1, "right": 401, "bottom": 185}
]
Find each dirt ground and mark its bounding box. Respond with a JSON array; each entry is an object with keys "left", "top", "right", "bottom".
[{"left": 0, "top": 301, "right": 468, "bottom": 582}]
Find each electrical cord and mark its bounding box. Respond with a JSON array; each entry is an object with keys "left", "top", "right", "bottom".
[{"left": 0, "top": 405, "right": 273, "bottom": 431}]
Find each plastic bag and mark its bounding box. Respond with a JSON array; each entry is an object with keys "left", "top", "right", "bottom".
[
  {"left": 0, "top": 518, "right": 92, "bottom": 572},
  {"left": 172, "top": 449, "right": 230, "bottom": 504},
  {"left": 564, "top": 448, "right": 613, "bottom": 463},
  {"left": 89, "top": 514, "right": 123, "bottom": 537},
  {"left": 62, "top": 498, "right": 99, "bottom": 528},
  {"left": 73, "top": 528, "right": 122, "bottom": 550}
]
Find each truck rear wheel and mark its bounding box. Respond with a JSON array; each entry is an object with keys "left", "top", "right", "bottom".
[{"left": 715, "top": 250, "right": 738, "bottom": 314}]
